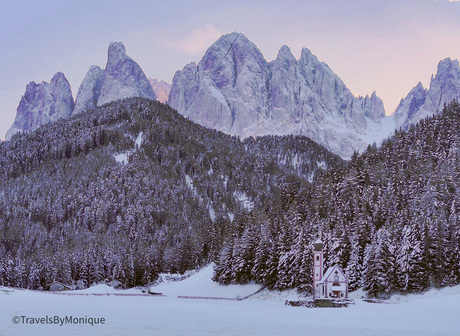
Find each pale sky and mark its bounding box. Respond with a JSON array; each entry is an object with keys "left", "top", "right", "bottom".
[{"left": 1, "top": 0, "right": 460, "bottom": 140}]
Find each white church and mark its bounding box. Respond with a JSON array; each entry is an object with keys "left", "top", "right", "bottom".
[{"left": 313, "top": 239, "right": 349, "bottom": 299}]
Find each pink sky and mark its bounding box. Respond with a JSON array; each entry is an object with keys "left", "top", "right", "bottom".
[{"left": 1, "top": 0, "right": 460, "bottom": 139}]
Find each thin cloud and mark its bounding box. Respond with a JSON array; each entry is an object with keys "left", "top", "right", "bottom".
[{"left": 165, "top": 25, "right": 223, "bottom": 56}]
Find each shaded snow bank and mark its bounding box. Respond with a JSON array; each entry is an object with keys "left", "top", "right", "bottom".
[
  {"left": 113, "top": 132, "right": 143, "bottom": 164},
  {"left": 150, "top": 264, "right": 262, "bottom": 299}
]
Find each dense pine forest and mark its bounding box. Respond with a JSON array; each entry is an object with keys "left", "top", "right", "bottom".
[
  {"left": 0, "top": 98, "right": 342, "bottom": 289},
  {"left": 1, "top": 97, "right": 458, "bottom": 297},
  {"left": 214, "top": 101, "right": 460, "bottom": 297}
]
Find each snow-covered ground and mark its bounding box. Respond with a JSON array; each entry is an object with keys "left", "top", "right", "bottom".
[
  {"left": 1, "top": 264, "right": 459, "bottom": 336},
  {"left": 114, "top": 132, "right": 144, "bottom": 164}
]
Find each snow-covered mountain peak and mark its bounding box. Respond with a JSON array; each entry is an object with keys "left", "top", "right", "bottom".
[
  {"left": 431, "top": 57, "right": 460, "bottom": 88},
  {"left": 360, "top": 91, "right": 386, "bottom": 122},
  {"left": 5, "top": 72, "right": 74, "bottom": 140},
  {"left": 7, "top": 41, "right": 158, "bottom": 139},
  {"left": 50, "top": 71, "right": 68, "bottom": 84},
  {"left": 200, "top": 32, "right": 239, "bottom": 70},
  {"left": 199, "top": 32, "right": 267, "bottom": 74},
  {"left": 24, "top": 80, "right": 41, "bottom": 96},
  {"left": 220, "top": 32, "right": 239, "bottom": 46},
  {"left": 299, "top": 47, "right": 321, "bottom": 64},
  {"left": 170, "top": 32, "right": 391, "bottom": 159},
  {"left": 89, "top": 64, "right": 102, "bottom": 72},
  {"left": 414, "top": 81, "right": 426, "bottom": 91},
  {"left": 275, "top": 45, "right": 296, "bottom": 63},
  {"left": 73, "top": 65, "right": 104, "bottom": 115},
  {"left": 436, "top": 57, "right": 459, "bottom": 74},
  {"left": 97, "top": 41, "right": 156, "bottom": 106},
  {"left": 149, "top": 78, "right": 171, "bottom": 104},
  {"left": 106, "top": 41, "right": 128, "bottom": 66},
  {"left": 394, "top": 57, "right": 460, "bottom": 130}
]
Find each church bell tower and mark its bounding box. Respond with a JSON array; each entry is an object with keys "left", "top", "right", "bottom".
[{"left": 313, "top": 238, "right": 324, "bottom": 299}]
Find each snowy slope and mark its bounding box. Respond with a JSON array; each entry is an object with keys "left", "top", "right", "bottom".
[
  {"left": 1, "top": 264, "right": 459, "bottom": 336},
  {"left": 151, "top": 264, "right": 261, "bottom": 298}
]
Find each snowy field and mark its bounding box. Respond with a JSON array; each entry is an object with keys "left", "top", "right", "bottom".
[{"left": 1, "top": 265, "right": 459, "bottom": 336}]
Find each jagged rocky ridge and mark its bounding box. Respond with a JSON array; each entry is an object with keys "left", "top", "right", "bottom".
[
  {"left": 394, "top": 58, "right": 460, "bottom": 130},
  {"left": 169, "top": 32, "right": 389, "bottom": 159},
  {"left": 6, "top": 42, "right": 156, "bottom": 140},
  {"left": 149, "top": 78, "right": 171, "bottom": 103},
  {"left": 73, "top": 65, "right": 105, "bottom": 115},
  {"left": 7, "top": 32, "right": 460, "bottom": 157},
  {"left": 96, "top": 42, "right": 156, "bottom": 106},
  {"left": 5, "top": 72, "right": 75, "bottom": 141}
]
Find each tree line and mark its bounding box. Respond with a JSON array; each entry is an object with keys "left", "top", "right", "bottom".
[{"left": 0, "top": 98, "right": 340, "bottom": 289}]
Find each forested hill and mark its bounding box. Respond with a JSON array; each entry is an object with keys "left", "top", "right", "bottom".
[
  {"left": 0, "top": 98, "right": 342, "bottom": 289},
  {"left": 214, "top": 101, "right": 460, "bottom": 297}
]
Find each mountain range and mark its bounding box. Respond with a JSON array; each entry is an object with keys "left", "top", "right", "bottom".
[
  {"left": 1, "top": 32, "right": 459, "bottom": 296},
  {"left": 394, "top": 57, "right": 460, "bottom": 130},
  {"left": 169, "top": 32, "right": 389, "bottom": 159},
  {"left": 5, "top": 42, "right": 157, "bottom": 140},
  {"left": 149, "top": 78, "right": 171, "bottom": 104},
  {"left": 5, "top": 32, "right": 460, "bottom": 158}
]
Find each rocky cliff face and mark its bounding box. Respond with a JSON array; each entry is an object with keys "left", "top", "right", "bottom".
[
  {"left": 170, "top": 33, "right": 271, "bottom": 135},
  {"left": 149, "top": 78, "right": 171, "bottom": 103},
  {"left": 6, "top": 72, "right": 74, "bottom": 140},
  {"left": 75, "top": 42, "right": 156, "bottom": 112},
  {"left": 73, "top": 65, "right": 104, "bottom": 115},
  {"left": 394, "top": 58, "right": 460, "bottom": 130},
  {"left": 97, "top": 42, "right": 156, "bottom": 106},
  {"left": 8, "top": 42, "right": 157, "bottom": 139},
  {"left": 169, "top": 32, "right": 389, "bottom": 158}
]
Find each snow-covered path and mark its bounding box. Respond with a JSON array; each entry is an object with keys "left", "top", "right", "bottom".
[{"left": 1, "top": 265, "right": 459, "bottom": 336}]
